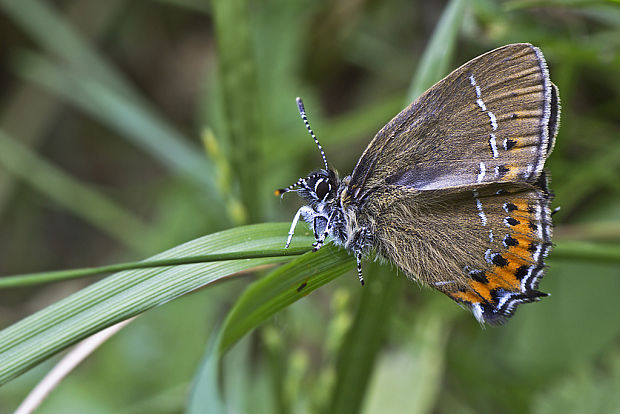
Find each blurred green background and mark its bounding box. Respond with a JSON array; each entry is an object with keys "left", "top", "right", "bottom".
[{"left": 1, "top": 0, "right": 619, "bottom": 413}]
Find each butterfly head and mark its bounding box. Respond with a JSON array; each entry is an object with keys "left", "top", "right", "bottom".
[
  {"left": 275, "top": 97, "right": 341, "bottom": 207},
  {"left": 275, "top": 168, "right": 339, "bottom": 206},
  {"left": 276, "top": 98, "right": 352, "bottom": 254},
  {"left": 300, "top": 169, "right": 339, "bottom": 206}
]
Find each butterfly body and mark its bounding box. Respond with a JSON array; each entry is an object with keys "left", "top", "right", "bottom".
[{"left": 279, "top": 43, "right": 560, "bottom": 324}]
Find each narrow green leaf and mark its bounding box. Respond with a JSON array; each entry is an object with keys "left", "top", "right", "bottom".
[
  {"left": 407, "top": 0, "right": 467, "bottom": 103},
  {"left": 362, "top": 308, "right": 451, "bottom": 414},
  {"left": 0, "top": 223, "right": 314, "bottom": 385},
  {"left": 211, "top": 0, "right": 262, "bottom": 221},
  {"left": 187, "top": 243, "right": 354, "bottom": 412},
  {"left": 1, "top": 0, "right": 224, "bottom": 211},
  {"left": 0, "top": 128, "right": 149, "bottom": 253},
  {"left": 327, "top": 264, "right": 405, "bottom": 414},
  {"left": 0, "top": 234, "right": 598, "bottom": 292},
  {"left": 14, "top": 52, "right": 224, "bottom": 208},
  {"left": 0, "top": 0, "right": 129, "bottom": 94},
  {"left": 187, "top": 331, "right": 227, "bottom": 414},
  {"left": 217, "top": 244, "right": 355, "bottom": 355},
  {"left": 552, "top": 241, "right": 620, "bottom": 263},
  {"left": 0, "top": 248, "right": 310, "bottom": 289}
]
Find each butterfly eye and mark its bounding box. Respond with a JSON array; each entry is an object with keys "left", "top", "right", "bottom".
[{"left": 315, "top": 179, "right": 330, "bottom": 201}]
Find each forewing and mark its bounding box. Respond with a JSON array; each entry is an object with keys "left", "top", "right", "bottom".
[
  {"left": 370, "top": 176, "right": 553, "bottom": 324},
  {"left": 348, "top": 43, "right": 559, "bottom": 198}
]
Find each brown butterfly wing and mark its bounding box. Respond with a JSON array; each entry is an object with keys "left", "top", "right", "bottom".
[
  {"left": 348, "top": 43, "right": 559, "bottom": 199},
  {"left": 346, "top": 43, "right": 559, "bottom": 323},
  {"left": 365, "top": 177, "right": 553, "bottom": 324}
]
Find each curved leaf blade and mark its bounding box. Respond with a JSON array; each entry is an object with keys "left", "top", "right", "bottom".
[
  {"left": 217, "top": 243, "right": 355, "bottom": 355},
  {"left": 0, "top": 223, "right": 313, "bottom": 385},
  {"left": 187, "top": 243, "right": 354, "bottom": 413}
]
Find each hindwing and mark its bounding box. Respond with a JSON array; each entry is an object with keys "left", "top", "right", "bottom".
[{"left": 367, "top": 175, "right": 553, "bottom": 324}]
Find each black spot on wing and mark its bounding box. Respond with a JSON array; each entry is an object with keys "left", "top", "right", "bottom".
[
  {"left": 503, "top": 235, "right": 519, "bottom": 247},
  {"left": 496, "top": 165, "right": 510, "bottom": 178},
  {"left": 470, "top": 271, "right": 488, "bottom": 284},
  {"left": 504, "top": 202, "right": 518, "bottom": 212},
  {"left": 492, "top": 254, "right": 508, "bottom": 267},
  {"left": 505, "top": 139, "right": 517, "bottom": 150},
  {"left": 515, "top": 265, "right": 529, "bottom": 280}
]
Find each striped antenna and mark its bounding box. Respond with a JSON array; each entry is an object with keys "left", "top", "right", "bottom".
[
  {"left": 275, "top": 177, "right": 305, "bottom": 197},
  {"left": 296, "top": 97, "right": 329, "bottom": 170}
]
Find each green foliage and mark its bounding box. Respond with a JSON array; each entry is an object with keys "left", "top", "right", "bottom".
[
  {"left": 0, "top": 223, "right": 314, "bottom": 385},
  {"left": 0, "top": 0, "right": 619, "bottom": 413}
]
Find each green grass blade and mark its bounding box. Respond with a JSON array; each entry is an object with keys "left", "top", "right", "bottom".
[
  {"left": 187, "top": 331, "right": 227, "bottom": 414},
  {"left": 327, "top": 264, "right": 405, "bottom": 414},
  {"left": 14, "top": 52, "right": 223, "bottom": 206},
  {"left": 407, "top": 0, "right": 467, "bottom": 103},
  {"left": 0, "top": 128, "right": 149, "bottom": 253},
  {"left": 6, "top": 237, "right": 593, "bottom": 296},
  {"left": 0, "top": 248, "right": 311, "bottom": 289},
  {"left": 186, "top": 243, "right": 354, "bottom": 412},
  {"left": 552, "top": 241, "right": 620, "bottom": 263},
  {"left": 1, "top": 0, "right": 223, "bottom": 208},
  {"left": 0, "top": 0, "right": 129, "bottom": 94},
  {"left": 362, "top": 307, "right": 451, "bottom": 414},
  {"left": 211, "top": 0, "right": 262, "bottom": 221},
  {"left": 0, "top": 1, "right": 125, "bottom": 220},
  {"left": 216, "top": 244, "right": 355, "bottom": 355},
  {"left": 0, "top": 223, "right": 314, "bottom": 385}
]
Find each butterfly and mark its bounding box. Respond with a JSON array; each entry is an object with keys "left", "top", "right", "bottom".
[{"left": 276, "top": 43, "right": 560, "bottom": 324}]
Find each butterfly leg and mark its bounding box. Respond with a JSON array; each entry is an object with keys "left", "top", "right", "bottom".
[
  {"left": 285, "top": 206, "right": 314, "bottom": 248},
  {"left": 312, "top": 212, "right": 335, "bottom": 251},
  {"left": 346, "top": 226, "right": 373, "bottom": 252},
  {"left": 356, "top": 252, "right": 365, "bottom": 286},
  {"left": 346, "top": 227, "right": 371, "bottom": 286}
]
